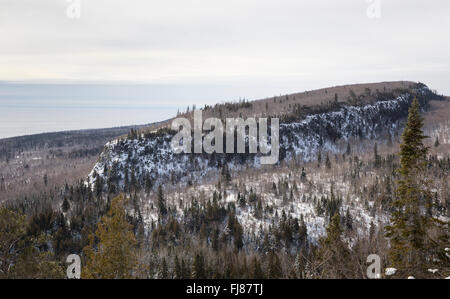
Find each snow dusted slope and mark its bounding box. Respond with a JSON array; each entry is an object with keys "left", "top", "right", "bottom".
[
  {"left": 87, "top": 86, "right": 435, "bottom": 191},
  {"left": 280, "top": 93, "right": 411, "bottom": 160}
]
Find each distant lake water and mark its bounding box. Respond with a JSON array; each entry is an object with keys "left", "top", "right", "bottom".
[
  {"left": 0, "top": 83, "right": 187, "bottom": 139},
  {"left": 0, "top": 106, "right": 177, "bottom": 139},
  {"left": 0, "top": 82, "right": 288, "bottom": 139}
]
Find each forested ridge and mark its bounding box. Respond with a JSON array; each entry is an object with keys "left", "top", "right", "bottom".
[{"left": 0, "top": 83, "right": 448, "bottom": 279}]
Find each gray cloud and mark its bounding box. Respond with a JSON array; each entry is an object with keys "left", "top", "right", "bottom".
[{"left": 1, "top": 0, "right": 449, "bottom": 95}]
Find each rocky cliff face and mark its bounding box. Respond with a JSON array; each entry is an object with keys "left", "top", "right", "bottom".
[{"left": 87, "top": 85, "right": 436, "bottom": 192}]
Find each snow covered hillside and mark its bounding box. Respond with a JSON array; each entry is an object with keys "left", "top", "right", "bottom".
[{"left": 87, "top": 85, "right": 435, "bottom": 191}]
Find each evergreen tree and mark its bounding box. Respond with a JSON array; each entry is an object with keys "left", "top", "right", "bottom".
[
  {"left": 234, "top": 222, "right": 244, "bottom": 250},
  {"left": 95, "top": 175, "right": 103, "bottom": 198},
  {"left": 317, "top": 151, "right": 322, "bottom": 167},
  {"left": 181, "top": 258, "right": 189, "bottom": 279},
  {"left": 82, "top": 194, "right": 137, "bottom": 278},
  {"left": 369, "top": 221, "right": 376, "bottom": 242},
  {"left": 385, "top": 98, "right": 443, "bottom": 277},
  {"left": 159, "top": 258, "right": 169, "bottom": 279},
  {"left": 211, "top": 227, "right": 220, "bottom": 251},
  {"left": 387, "top": 131, "right": 393, "bottom": 147},
  {"left": 294, "top": 251, "right": 306, "bottom": 278},
  {"left": 157, "top": 185, "right": 167, "bottom": 217},
  {"left": 145, "top": 174, "right": 153, "bottom": 193},
  {"left": 130, "top": 167, "right": 137, "bottom": 191},
  {"left": 300, "top": 167, "right": 307, "bottom": 182},
  {"left": 222, "top": 164, "right": 231, "bottom": 183},
  {"left": 62, "top": 197, "right": 70, "bottom": 212},
  {"left": 174, "top": 255, "right": 182, "bottom": 279},
  {"left": 434, "top": 136, "right": 440, "bottom": 147},
  {"left": 123, "top": 167, "right": 129, "bottom": 192},
  {"left": 267, "top": 251, "right": 282, "bottom": 278},
  {"left": 247, "top": 257, "right": 261, "bottom": 278},
  {"left": 374, "top": 143, "right": 381, "bottom": 167},
  {"left": 325, "top": 153, "right": 331, "bottom": 169},
  {"left": 344, "top": 208, "right": 353, "bottom": 230},
  {"left": 191, "top": 252, "right": 206, "bottom": 279},
  {"left": 316, "top": 212, "right": 353, "bottom": 278},
  {"left": 298, "top": 217, "right": 308, "bottom": 244}
]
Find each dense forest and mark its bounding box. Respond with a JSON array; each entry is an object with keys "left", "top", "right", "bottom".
[{"left": 0, "top": 84, "right": 448, "bottom": 279}]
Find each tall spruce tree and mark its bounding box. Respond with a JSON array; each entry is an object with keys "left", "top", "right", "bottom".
[
  {"left": 82, "top": 194, "right": 137, "bottom": 278},
  {"left": 434, "top": 136, "right": 440, "bottom": 147},
  {"left": 325, "top": 153, "right": 331, "bottom": 169},
  {"left": 385, "top": 98, "right": 442, "bottom": 277},
  {"left": 157, "top": 185, "right": 167, "bottom": 217},
  {"left": 316, "top": 212, "right": 353, "bottom": 278},
  {"left": 191, "top": 252, "right": 206, "bottom": 279}
]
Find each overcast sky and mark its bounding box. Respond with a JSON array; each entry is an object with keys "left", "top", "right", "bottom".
[{"left": 1, "top": 0, "right": 450, "bottom": 97}]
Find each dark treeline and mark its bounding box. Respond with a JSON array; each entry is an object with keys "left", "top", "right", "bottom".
[
  {"left": 2, "top": 144, "right": 448, "bottom": 278},
  {"left": 0, "top": 96, "right": 448, "bottom": 279},
  {"left": 0, "top": 122, "right": 165, "bottom": 162}
]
